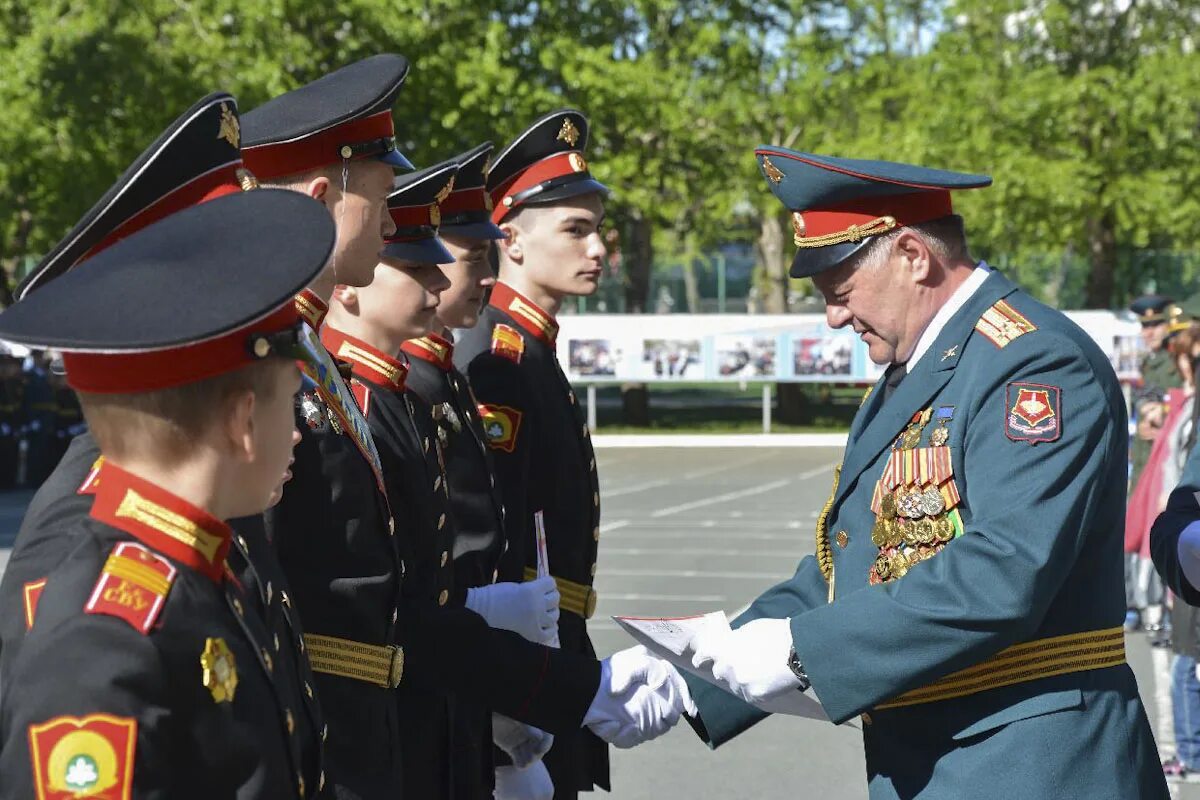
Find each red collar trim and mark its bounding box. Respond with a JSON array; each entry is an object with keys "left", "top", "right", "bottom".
[
  {"left": 78, "top": 456, "right": 105, "bottom": 495},
  {"left": 319, "top": 327, "right": 408, "bottom": 390},
  {"left": 489, "top": 283, "right": 558, "bottom": 345},
  {"left": 88, "top": 462, "right": 231, "bottom": 583},
  {"left": 401, "top": 334, "right": 454, "bottom": 371},
  {"left": 295, "top": 289, "right": 329, "bottom": 330}
]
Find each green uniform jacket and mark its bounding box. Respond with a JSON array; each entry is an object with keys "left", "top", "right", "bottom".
[{"left": 687, "top": 270, "right": 1167, "bottom": 799}]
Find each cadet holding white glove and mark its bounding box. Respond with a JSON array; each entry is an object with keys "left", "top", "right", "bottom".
[
  {"left": 493, "top": 714, "right": 556, "bottom": 800},
  {"left": 465, "top": 575, "right": 560, "bottom": 645}
]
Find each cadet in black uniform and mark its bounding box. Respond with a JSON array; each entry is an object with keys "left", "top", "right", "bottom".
[
  {"left": 0, "top": 92, "right": 268, "bottom": 683},
  {"left": 455, "top": 110, "right": 611, "bottom": 799},
  {"left": 0, "top": 189, "right": 334, "bottom": 799}
]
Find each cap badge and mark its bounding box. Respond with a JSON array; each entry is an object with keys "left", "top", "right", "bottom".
[
  {"left": 568, "top": 153, "right": 588, "bottom": 173},
  {"left": 435, "top": 176, "right": 456, "bottom": 204},
  {"left": 217, "top": 103, "right": 240, "bottom": 149},
  {"left": 200, "top": 637, "right": 238, "bottom": 703},
  {"left": 236, "top": 168, "right": 259, "bottom": 192},
  {"left": 762, "top": 156, "right": 785, "bottom": 184},
  {"left": 482, "top": 155, "right": 492, "bottom": 181},
  {"left": 430, "top": 204, "right": 441, "bottom": 228},
  {"left": 557, "top": 118, "right": 581, "bottom": 147}
]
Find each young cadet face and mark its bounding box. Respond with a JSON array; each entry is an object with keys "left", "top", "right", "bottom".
[
  {"left": 240, "top": 361, "right": 303, "bottom": 515},
  {"left": 328, "top": 160, "right": 398, "bottom": 288},
  {"left": 509, "top": 194, "right": 606, "bottom": 298},
  {"left": 435, "top": 234, "right": 496, "bottom": 329},
  {"left": 358, "top": 257, "right": 452, "bottom": 341}
]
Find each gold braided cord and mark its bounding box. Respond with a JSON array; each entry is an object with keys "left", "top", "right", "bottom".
[
  {"left": 794, "top": 215, "right": 898, "bottom": 248},
  {"left": 815, "top": 465, "right": 840, "bottom": 583}
]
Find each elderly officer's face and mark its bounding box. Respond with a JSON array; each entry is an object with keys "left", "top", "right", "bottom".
[
  {"left": 511, "top": 194, "right": 607, "bottom": 298},
  {"left": 813, "top": 238, "right": 926, "bottom": 366}
]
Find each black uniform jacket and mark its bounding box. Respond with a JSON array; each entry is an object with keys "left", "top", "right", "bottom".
[
  {"left": 322, "top": 327, "right": 602, "bottom": 797},
  {"left": 454, "top": 283, "right": 609, "bottom": 794},
  {"left": 0, "top": 463, "right": 325, "bottom": 799}
]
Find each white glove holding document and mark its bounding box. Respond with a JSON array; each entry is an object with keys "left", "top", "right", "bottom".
[
  {"left": 495, "top": 762, "right": 554, "bottom": 800},
  {"left": 492, "top": 713, "right": 554, "bottom": 769},
  {"left": 584, "top": 646, "right": 692, "bottom": 748},
  {"left": 690, "top": 617, "right": 802, "bottom": 707},
  {"left": 465, "top": 577, "right": 560, "bottom": 644},
  {"left": 1178, "top": 520, "right": 1200, "bottom": 591}
]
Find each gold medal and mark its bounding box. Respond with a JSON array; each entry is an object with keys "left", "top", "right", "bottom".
[
  {"left": 874, "top": 552, "right": 892, "bottom": 581},
  {"left": 930, "top": 424, "right": 949, "bottom": 447},
  {"left": 891, "top": 552, "right": 910, "bottom": 579},
  {"left": 880, "top": 492, "right": 898, "bottom": 520},
  {"left": 934, "top": 516, "right": 955, "bottom": 542},
  {"left": 901, "top": 521, "right": 922, "bottom": 547},
  {"left": 872, "top": 518, "right": 889, "bottom": 547}
]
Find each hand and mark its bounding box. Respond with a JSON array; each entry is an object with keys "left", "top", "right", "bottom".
[
  {"left": 492, "top": 714, "right": 554, "bottom": 769},
  {"left": 584, "top": 646, "right": 693, "bottom": 748},
  {"left": 690, "top": 617, "right": 801, "bottom": 707},
  {"left": 465, "top": 577, "right": 560, "bottom": 644},
  {"left": 495, "top": 762, "right": 554, "bottom": 800},
  {"left": 1178, "top": 521, "right": 1200, "bottom": 591}
]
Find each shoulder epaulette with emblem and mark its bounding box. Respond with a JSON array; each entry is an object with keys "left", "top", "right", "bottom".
[
  {"left": 491, "top": 324, "right": 525, "bottom": 364},
  {"left": 975, "top": 299, "right": 1036, "bottom": 349},
  {"left": 85, "top": 541, "right": 177, "bottom": 634}
]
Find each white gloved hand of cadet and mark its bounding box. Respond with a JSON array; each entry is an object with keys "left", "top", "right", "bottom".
[
  {"left": 584, "top": 646, "right": 693, "bottom": 748},
  {"left": 1178, "top": 520, "right": 1200, "bottom": 591},
  {"left": 494, "top": 762, "right": 554, "bottom": 800},
  {"left": 465, "top": 577, "right": 560, "bottom": 645},
  {"left": 690, "top": 617, "right": 802, "bottom": 708},
  {"left": 491, "top": 713, "right": 554, "bottom": 769}
]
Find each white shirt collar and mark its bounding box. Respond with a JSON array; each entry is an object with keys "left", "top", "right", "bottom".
[{"left": 905, "top": 263, "right": 991, "bottom": 370}]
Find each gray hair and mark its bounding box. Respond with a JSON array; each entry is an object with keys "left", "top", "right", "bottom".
[{"left": 853, "top": 215, "right": 969, "bottom": 272}]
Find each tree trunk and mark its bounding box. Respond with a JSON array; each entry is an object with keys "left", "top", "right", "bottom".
[
  {"left": 776, "top": 383, "right": 811, "bottom": 425},
  {"left": 681, "top": 258, "right": 701, "bottom": 313},
  {"left": 1084, "top": 212, "right": 1117, "bottom": 309},
  {"left": 621, "top": 213, "right": 653, "bottom": 425},
  {"left": 755, "top": 211, "right": 788, "bottom": 314}
]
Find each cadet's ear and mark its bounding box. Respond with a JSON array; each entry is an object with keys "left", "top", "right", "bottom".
[
  {"left": 302, "top": 174, "right": 331, "bottom": 206},
  {"left": 498, "top": 223, "right": 522, "bottom": 264},
  {"left": 332, "top": 283, "right": 359, "bottom": 312},
  {"left": 222, "top": 389, "right": 257, "bottom": 464}
]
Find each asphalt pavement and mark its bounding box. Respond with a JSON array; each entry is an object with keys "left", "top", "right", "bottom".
[{"left": 0, "top": 447, "right": 1196, "bottom": 798}]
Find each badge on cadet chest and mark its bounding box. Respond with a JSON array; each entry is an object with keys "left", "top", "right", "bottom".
[{"left": 869, "top": 405, "right": 963, "bottom": 584}]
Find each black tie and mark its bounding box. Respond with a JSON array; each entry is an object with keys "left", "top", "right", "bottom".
[{"left": 883, "top": 362, "right": 907, "bottom": 402}]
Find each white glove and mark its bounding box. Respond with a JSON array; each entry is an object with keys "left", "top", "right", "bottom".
[
  {"left": 495, "top": 762, "right": 554, "bottom": 800},
  {"left": 584, "top": 646, "right": 692, "bottom": 748},
  {"left": 1178, "top": 520, "right": 1200, "bottom": 591},
  {"left": 465, "top": 577, "right": 560, "bottom": 644},
  {"left": 491, "top": 713, "right": 554, "bottom": 769},
  {"left": 690, "top": 617, "right": 802, "bottom": 708}
]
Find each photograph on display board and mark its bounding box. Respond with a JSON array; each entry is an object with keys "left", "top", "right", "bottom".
[
  {"left": 715, "top": 335, "right": 778, "bottom": 378},
  {"left": 792, "top": 332, "right": 853, "bottom": 377},
  {"left": 1110, "top": 334, "right": 1142, "bottom": 379},
  {"left": 638, "top": 338, "right": 701, "bottom": 379},
  {"left": 568, "top": 338, "right": 620, "bottom": 378}
]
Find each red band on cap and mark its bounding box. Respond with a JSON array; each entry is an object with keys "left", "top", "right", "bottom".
[
  {"left": 63, "top": 303, "right": 300, "bottom": 394},
  {"left": 242, "top": 111, "right": 395, "bottom": 179},
  {"left": 798, "top": 192, "right": 953, "bottom": 239},
  {"left": 439, "top": 186, "right": 489, "bottom": 216},
  {"left": 490, "top": 152, "right": 589, "bottom": 224},
  {"left": 82, "top": 162, "right": 245, "bottom": 263},
  {"left": 388, "top": 203, "right": 437, "bottom": 230}
]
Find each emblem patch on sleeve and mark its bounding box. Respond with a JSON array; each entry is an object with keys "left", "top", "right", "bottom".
[
  {"left": 23, "top": 578, "right": 47, "bottom": 631},
  {"left": 478, "top": 404, "right": 523, "bottom": 453},
  {"left": 85, "top": 542, "right": 177, "bottom": 634},
  {"left": 1006, "top": 383, "right": 1061, "bottom": 444},
  {"left": 491, "top": 324, "right": 525, "bottom": 364},
  {"left": 28, "top": 713, "right": 136, "bottom": 800}
]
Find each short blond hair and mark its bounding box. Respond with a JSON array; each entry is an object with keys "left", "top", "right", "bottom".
[{"left": 78, "top": 360, "right": 285, "bottom": 462}]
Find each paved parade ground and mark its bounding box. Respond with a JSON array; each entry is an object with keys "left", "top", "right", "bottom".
[{"left": 1, "top": 444, "right": 1197, "bottom": 798}]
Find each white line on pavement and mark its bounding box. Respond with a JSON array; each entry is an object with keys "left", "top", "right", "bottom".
[
  {"left": 602, "top": 479, "right": 675, "bottom": 498},
  {"left": 599, "top": 520, "right": 632, "bottom": 533},
  {"left": 600, "top": 547, "right": 805, "bottom": 557},
  {"left": 649, "top": 478, "right": 792, "bottom": 518},
  {"left": 600, "top": 568, "right": 790, "bottom": 579},
  {"left": 598, "top": 593, "right": 729, "bottom": 602}
]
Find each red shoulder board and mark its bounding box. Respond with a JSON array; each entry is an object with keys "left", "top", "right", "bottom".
[
  {"left": 491, "top": 324, "right": 525, "bottom": 364},
  {"left": 478, "top": 404, "right": 523, "bottom": 453},
  {"left": 28, "top": 712, "right": 137, "bottom": 800},
  {"left": 85, "top": 542, "right": 177, "bottom": 634},
  {"left": 23, "top": 578, "right": 47, "bottom": 631},
  {"left": 351, "top": 381, "right": 372, "bottom": 418}
]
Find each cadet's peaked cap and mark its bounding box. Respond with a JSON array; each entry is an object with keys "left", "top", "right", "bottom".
[
  {"left": 436, "top": 142, "right": 505, "bottom": 240},
  {"left": 0, "top": 191, "right": 334, "bottom": 394},
  {"left": 1129, "top": 294, "right": 1176, "bottom": 325},
  {"left": 487, "top": 109, "right": 608, "bottom": 226},
  {"left": 755, "top": 147, "right": 992, "bottom": 278},
  {"left": 17, "top": 92, "right": 253, "bottom": 302},
  {"left": 241, "top": 54, "right": 414, "bottom": 179},
  {"left": 381, "top": 161, "right": 460, "bottom": 264}
]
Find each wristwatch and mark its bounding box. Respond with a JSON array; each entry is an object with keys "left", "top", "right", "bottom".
[{"left": 786, "top": 646, "right": 811, "bottom": 691}]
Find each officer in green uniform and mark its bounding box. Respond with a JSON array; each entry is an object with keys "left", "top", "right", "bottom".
[
  {"left": 1130, "top": 295, "right": 1181, "bottom": 487},
  {"left": 677, "top": 148, "right": 1168, "bottom": 799}
]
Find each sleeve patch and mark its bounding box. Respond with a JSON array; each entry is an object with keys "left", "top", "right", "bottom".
[
  {"left": 479, "top": 404, "right": 523, "bottom": 453},
  {"left": 28, "top": 713, "right": 137, "bottom": 800},
  {"left": 1006, "top": 383, "right": 1061, "bottom": 444},
  {"left": 85, "top": 542, "right": 177, "bottom": 634},
  {"left": 491, "top": 324, "right": 525, "bottom": 364},
  {"left": 23, "top": 578, "right": 47, "bottom": 631}
]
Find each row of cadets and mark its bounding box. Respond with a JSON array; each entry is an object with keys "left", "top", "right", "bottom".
[{"left": 0, "top": 188, "right": 336, "bottom": 798}]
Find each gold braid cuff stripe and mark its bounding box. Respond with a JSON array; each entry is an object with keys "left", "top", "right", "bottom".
[
  {"left": 876, "top": 627, "right": 1125, "bottom": 710},
  {"left": 795, "top": 215, "right": 898, "bottom": 248},
  {"left": 523, "top": 567, "right": 597, "bottom": 619},
  {"left": 304, "top": 634, "right": 404, "bottom": 689}
]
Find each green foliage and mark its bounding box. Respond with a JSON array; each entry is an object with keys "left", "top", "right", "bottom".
[{"left": 2, "top": 0, "right": 1198, "bottom": 308}]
